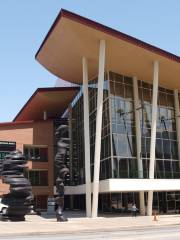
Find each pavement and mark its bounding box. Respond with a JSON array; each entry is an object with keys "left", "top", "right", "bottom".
[{"left": 0, "top": 211, "right": 180, "bottom": 237}]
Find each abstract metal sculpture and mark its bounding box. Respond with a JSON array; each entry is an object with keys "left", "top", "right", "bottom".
[
  {"left": 55, "top": 125, "right": 69, "bottom": 222},
  {"left": 1, "top": 150, "right": 33, "bottom": 221}
]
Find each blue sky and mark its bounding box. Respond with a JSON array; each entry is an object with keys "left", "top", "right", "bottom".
[{"left": 1, "top": 0, "right": 180, "bottom": 122}]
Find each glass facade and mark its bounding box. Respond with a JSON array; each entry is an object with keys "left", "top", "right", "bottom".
[
  {"left": 70, "top": 70, "right": 180, "bottom": 214},
  {"left": 109, "top": 72, "right": 137, "bottom": 178},
  {"left": 71, "top": 71, "right": 180, "bottom": 182},
  {"left": 138, "top": 81, "right": 179, "bottom": 179},
  {"left": 71, "top": 74, "right": 111, "bottom": 185}
]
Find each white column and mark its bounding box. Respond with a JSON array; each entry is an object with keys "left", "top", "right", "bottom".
[
  {"left": 82, "top": 57, "right": 91, "bottom": 217},
  {"left": 133, "top": 76, "right": 145, "bottom": 215},
  {"left": 43, "top": 111, "right": 47, "bottom": 120},
  {"left": 92, "top": 39, "right": 106, "bottom": 218},
  {"left": 147, "top": 61, "right": 159, "bottom": 216},
  {"left": 68, "top": 105, "right": 74, "bottom": 210},
  {"left": 174, "top": 90, "right": 180, "bottom": 161}
]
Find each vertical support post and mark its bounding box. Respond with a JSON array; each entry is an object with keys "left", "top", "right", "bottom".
[
  {"left": 133, "top": 76, "right": 145, "bottom": 215},
  {"left": 174, "top": 90, "right": 180, "bottom": 161},
  {"left": 92, "top": 39, "right": 106, "bottom": 218},
  {"left": 82, "top": 57, "right": 91, "bottom": 217},
  {"left": 147, "top": 61, "right": 159, "bottom": 216},
  {"left": 43, "top": 111, "right": 47, "bottom": 120},
  {"left": 68, "top": 105, "right": 74, "bottom": 210},
  {"left": 107, "top": 71, "right": 114, "bottom": 178}
]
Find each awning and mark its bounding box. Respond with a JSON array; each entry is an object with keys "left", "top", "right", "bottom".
[
  {"left": 36, "top": 9, "right": 180, "bottom": 89},
  {"left": 13, "top": 87, "right": 79, "bottom": 121}
]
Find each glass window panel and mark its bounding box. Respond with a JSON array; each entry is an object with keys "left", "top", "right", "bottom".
[
  {"left": 109, "top": 71, "right": 114, "bottom": 81},
  {"left": 116, "top": 124, "right": 125, "bottom": 134},
  {"left": 101, "top": 161, "right": 106, "bottom": 180},
  {"left": 156, "top": 130, "right": 162, "bottom": 139},
  {"left": 115, "top": 83, "right": 124, "bottom": 97},
  {"left": 159, "top": 92, "right": 167, "bottom": 106},
  {"left": 164, "top": 160, "right": 172, "bottom": 178},
  {"left": 156, "top": 160, "right": 164, "bottom": 178},
  {"left": 143, "top": 89, "right": 151, "bottom": 103},
  {"left": 160, "top": 108, "right": 167, "bottom": 121},
  {"left": 34, "top": 148, "right": 40, "bottom": 159},
  {"left": 110, "top": 81, "right": 115, "bottom": 95},
  {"left": 142, "top": 159, "right": 148, "bottom": 178},
  {"left": 146, "top": 138, "right": 150, "bottom": 158},
  {"left": 172, "top": 161, "right": 180, "bottom": 178},
  {"left": 142, "top": 81, "right": 152, "bottom": 89},
  {"left": 119, "top": 158, "right": 128, "bottom": 178},
  {"left": 163, "top": 140, "right": 171, "bottom": 159},
  {"left": 171, "top": 141, "right": 178, "bottom": 160},
  {"left": 112, "top": 134, "right": 118, "bottom": 156},
  {"left": 129, "top": 158, "right": 137, "bottom": 178},
  {"left": 156, "top": 139, "right": 163, "bottom": 159},
  {"left": 124, "top": 76, "right": 132, "bottom": 85},
  {"left": 125, "top": 85, "right": 133, "bottom": 100},
  {"left": 141, "top": 137, "right": 146, "bottom": 158},
  {"left": 170, "top": 132, "right": 176, "bottom": 140},
  {"left": 162, "top": 130, "right": 169, "bottom": 139},
  {"left": 112, "top": 124, "right": 116, "bottom": 133},
  {"left": 105, "top": 159, "right": 111, "bottom": 178},
  {"left": 167, "top": 94, "right": 174, "bottom": 108},
  {"left": 117, "top": 135, "right": 128, "bottom": 157},
  {"left": 144, "top": 104, "right": 151, "bottom": 127},
  {"left": 126, "top": 124, "right": 135, "bottom": 135},
  {"left": 138, "top": 88, "right": 143, "bottom": 101},
  {"left": 127, "top": 136, "right": 136, "bottom": 157},
  {"left": 115, "top": 74, "right": 123, "bottom": 83},
  {"left": 113, "top": 158, "right": 118, "bottom": 178}
]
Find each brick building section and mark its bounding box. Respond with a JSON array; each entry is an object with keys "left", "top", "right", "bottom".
[{"left": 0, "top": 120, "right": 54, "bottom": 209}]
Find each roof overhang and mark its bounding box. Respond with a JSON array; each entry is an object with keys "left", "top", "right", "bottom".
[
  {"left": 36, "top": 9, "right": 180, "bottom": 89},
  {"left": 13, "top": 87, "right": 79, "bottom": 122}
]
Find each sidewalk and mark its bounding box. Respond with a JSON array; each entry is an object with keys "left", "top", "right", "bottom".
[{"left": 0, "top": 212, "right": 180, "bottom": 236}]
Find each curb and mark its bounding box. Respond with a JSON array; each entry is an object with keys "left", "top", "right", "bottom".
[{"left": 0, "top": 223, "right": 180, "bottom": 237}]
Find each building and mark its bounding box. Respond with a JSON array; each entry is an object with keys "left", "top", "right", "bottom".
[
  {"left": 1, "top": 9, "right": 180, "bottom": 217},
  {"left": 0, "top": 87, "right": 79, "bottom": 210}
]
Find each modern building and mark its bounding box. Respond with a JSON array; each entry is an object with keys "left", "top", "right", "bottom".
[{"left": 1, "top": 9, "right": 180, "bottom": 217}]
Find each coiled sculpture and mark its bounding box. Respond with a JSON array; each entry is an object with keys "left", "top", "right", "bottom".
[
  {"left": 1, "top": 150, "right": 33, "bottom": 221},
  {"left": 55, "top": 125, "right": 69, "bottom": 222}
]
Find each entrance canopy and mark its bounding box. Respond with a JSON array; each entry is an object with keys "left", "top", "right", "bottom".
[
  {"left": 13, "top": 87, "right": 79, "bottom": 121},
  {"left": 36, "top": 9, "right": 180, "bottom": 89}
]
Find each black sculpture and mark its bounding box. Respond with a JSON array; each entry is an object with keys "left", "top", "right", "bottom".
[
  {"left": 1, "top": 150, "right": 33, "bottom": 221},
  {"left": 55, "top": 125, "right": 69, "bottom": 222}
]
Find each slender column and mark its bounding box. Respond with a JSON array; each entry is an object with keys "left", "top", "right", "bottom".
[
  {"left": 92, "top": 40, "right": 106, "bottom": 218},
  {"left": 147, "top": 61, "right": 159, "bottom": 216},
  {"left": 43, "top": 111, "right": 47, "bottom": 120},
  {"left": 82, "top": 57, "right": 91, "bottom": 217},
  {"left": 68, "top": 105, "right": 74, "bottom": 210},
  {"left": 133, "top": 76, "right": 145, "bottom": 215},
  {"left": 174, "top": 90, "right": 180, "bottom": 161},
  {"left": 107, "top": 71, "right": 114, "bottom": 178}
]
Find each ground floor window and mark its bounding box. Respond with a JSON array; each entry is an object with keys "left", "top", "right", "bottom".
[
  {"left": 25, "top": 170, "right": 48, "bottom": 186},
  {"left": 65, "top": 192, "right": 180, "bottom": 214}
]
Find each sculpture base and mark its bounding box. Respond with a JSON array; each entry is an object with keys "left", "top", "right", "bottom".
[
  {"left": 0, "top": 215, "right": 25, "bottom": 221},
  {"left": 56, "top": 213, "right": 68, "bottom": 222}
]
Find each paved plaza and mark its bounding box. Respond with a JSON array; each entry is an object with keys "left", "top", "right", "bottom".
[{"left": 0, "top": 212, "right": 180, "bottom": 237}]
